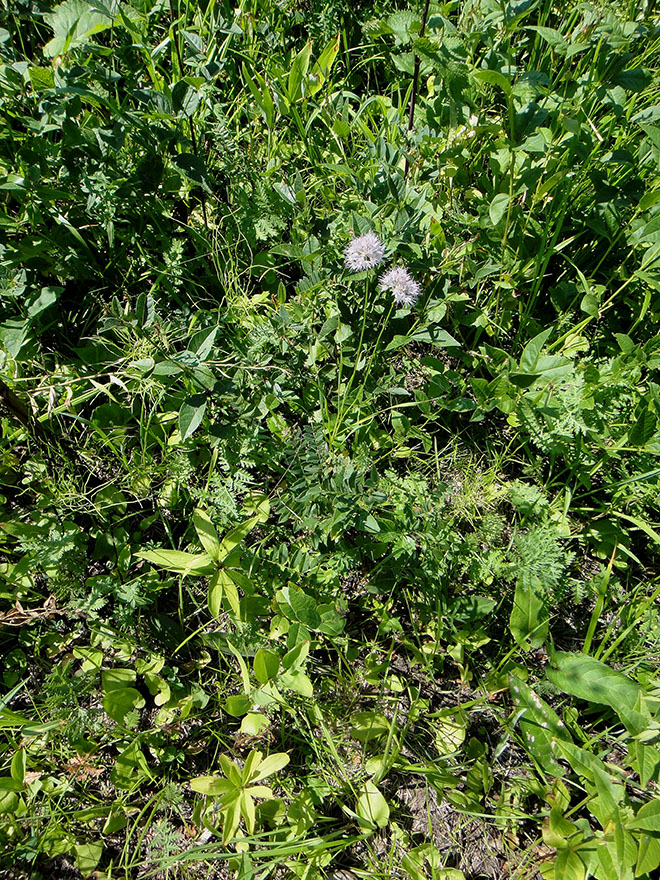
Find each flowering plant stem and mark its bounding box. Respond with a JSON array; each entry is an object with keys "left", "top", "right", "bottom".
[
  {"left": 330, "top": 295, "right": 395, "bottom": 448},
  {"left": 404, "top": 0, "right": 431, "bottom": 177}
]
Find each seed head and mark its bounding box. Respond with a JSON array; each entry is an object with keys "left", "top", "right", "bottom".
[
  {"left": 379, "top": 266, "right": 422, "bottom": 307},
  {"left": 344, "top": 232, "right": 386, "bottom": 272}
]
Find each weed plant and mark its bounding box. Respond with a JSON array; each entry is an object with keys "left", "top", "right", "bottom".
[{"left": 1, "top": 1, "right": 660, "bottom": 878}]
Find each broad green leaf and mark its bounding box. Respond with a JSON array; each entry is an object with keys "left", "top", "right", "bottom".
[
  {"left": 547, "top": 653, "right": 646, "bottom": 734},
  {"left": 520, "top": 328, "right": 553, "bottom": 373},
  {"left": 279, "top": 669, "right": 313, "bottom": 697},
  {"left": 636, "top": 831, "right": 660, "bottom": 875},
  {"left": 554, "top": 741, "right": 623, "bottom": 825},
  {"left": 208, "top": 569, "right": 223, "bottom": 619},
  {"left": 629, "top": 797, "right": 660, "bottom": 832},
  {"left": 254, "top": 649, "right": 280, "bottom": 684},
  {"left": 282, "top": 640, "right": 309, "bottom": 671},
  {"left": 74, "top": 842, "right": 103, "bottom": 875},
  {"left": 178, "top": 394, "right": 207, "bottom": 442},
  {"left": 629, "top": 742, "right": 660, "bottom": 787},
  {"left": 489, "top": 193, "right": 510, "bottom": 227},
  {"left": 218, "top": 515, "right": 259, "bottom": 560},
  {"left": 435, "top": 714, "right": 466, "bottom": 756},
  {"left": 220, "top": 568, "right": 240, "bottom": 616},
  {"left": 138, "top": 549, "right": 214, "bottom": 576},
  {"left": 287, "top": 41, "right": 312, "bottom": 103},
  {"left": 44, "top": 0, "right": 112, "bottom": 56},
  {"left": 509, "top": 577, "right": 547, "bottom": 649},
  {"left": 10, "top": 749, "right": 25, "bottom": 785},
  {"left": 251, "top": 752, "right": 290, "bottom": 782},
  {"left": 222, "top": 792, "right": 242, "bottom": 842},
  {"left": 287, "top": 587, "right": 321, "bottom": 628},
  {"left": 526, "top": 26, "right": 567, "bottom": 51},
  {"left": 102, "top": 687, "right": 145, "bottom": 724},
  {"left": 308, "top": 34, "right": 340, "bottom": 95},
  {"left": 110, "top": 742, "right": 151, "bottom": 790},
  {"left": 472, "top": 69, "right": 512, "bottom": 96},
  {"left": 102, "top": 669, "right": 136, "bottom": 692},
  {"left": 550, "top": 848, "right": 587, "bottom": 880},
  {"left": 240, "top": 713, "right": 270, "bottom": 736},
  {"left": 242, "top": 791, "right": 256, "bottom": 832},
  {"left": 242, "top": 63, "right": 275, "bottom": 129},
  {"left": 356, "top": 781, "right": 390, "bottom": 829},
  {"left": 190, "top": 775, "right": 234, "bottom": 796},
  {"left": 351, "top": 711, "right": 391, "bottom": 743},
  {"left": 193, "top": 509, "right": 221, "bottom": 560},
  {"left": 225, "top": 695, "right": 251, "bottom": 717},
  {"left": 628, "top": 407, "right": 657, "bottom": 447},
  {"left": 509, "top": 676, "right": 570, "bottom": 775}
]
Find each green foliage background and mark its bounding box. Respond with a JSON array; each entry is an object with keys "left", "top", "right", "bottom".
[{"left": 1, "top": 0, "right": 660, "bottom": 877}]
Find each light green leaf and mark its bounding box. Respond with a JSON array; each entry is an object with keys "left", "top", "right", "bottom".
[
  {"left": 510, "top": 676, "right": 570, "bottom": 775},
  {"left": 193, "top": 509, "right": 221, "bottom": 560},
  {"left": 218, "top": 515, "right": 259, "bottom": 560},
  {"left": 472, "top": 69, "right": 512, "bottom": 96},
  {"left": 351, "top": 711, "right": 391, "bottom": 743},
  {"left": 489, "top": 193, "right": 510, "bottom": 227},
  {"left": 629, "top": 797, "right": 660, "bottom": 832},
  {"left": 356, "top": 781, "right": 390, "bottom": 829},
  {"left": 190, "top": 775, "right": 234, "bottom": 796},
  {"left": 251, "top": 752, "right": 290, "bottom": 782},
  {"left": 287, "top": 41, "right": 312, "bottom": 103},
  {"left": 636, "top": 831, "right": 660, "bottom": 875},
  {"left": 138, "top": 549, "right": 214, "bottom": 576},
  {"left": 254, "top": 649, "right": 280, "bottom": 684},
  {"left": 308, "top": 34, "right": 340, "bottom": 95}
]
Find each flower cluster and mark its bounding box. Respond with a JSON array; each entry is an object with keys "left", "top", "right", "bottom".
[
  {"left": 344, "top": 232, "right": 385, "bottom": 272},
  {"left": 378, "top": 266, "right": 421, "bottom": 307},
  {"left": 344, "top": 231, "right": 422, "bottom": 308}
]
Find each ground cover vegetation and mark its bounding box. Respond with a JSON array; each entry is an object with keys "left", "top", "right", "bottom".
[{"left": 1, "top": 0, "right": 660, "bottom": 877}]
